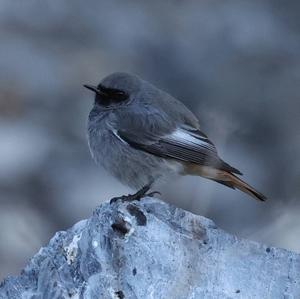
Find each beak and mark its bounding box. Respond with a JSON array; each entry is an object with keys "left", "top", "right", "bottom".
[{"left": 83, "top": 84, "right": 101, "bottom": 94}]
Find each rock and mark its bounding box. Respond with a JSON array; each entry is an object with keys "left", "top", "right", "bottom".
[{"left": 0, "top": 197, "right": 300, "bottom": 299}]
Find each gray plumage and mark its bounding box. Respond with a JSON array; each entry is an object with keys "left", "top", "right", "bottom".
[{"left": 86, "top": 72, "right": 267, "bottom": 201}]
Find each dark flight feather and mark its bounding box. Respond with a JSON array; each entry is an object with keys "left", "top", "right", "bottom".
[{"left": 117, "top": 127, "right": 242, "bottom": 175}]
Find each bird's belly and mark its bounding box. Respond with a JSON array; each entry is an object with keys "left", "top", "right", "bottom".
[{"left": 88, "top": 130, "right": 183, "bottom": 190}]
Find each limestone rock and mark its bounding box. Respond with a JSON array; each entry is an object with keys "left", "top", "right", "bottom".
[{"left": 1, "top": 197, "right": 299, "bottom": 299}]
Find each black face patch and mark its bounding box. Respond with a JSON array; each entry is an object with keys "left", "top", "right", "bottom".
[{"left": 95, "top": 84, "right": 129, "bottom": 106}]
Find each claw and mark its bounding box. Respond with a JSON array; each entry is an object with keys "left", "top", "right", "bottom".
[
  {"left": 110, "top": 185, "right": 152, "bottom": 204},
  {"left": 146, "top": 191, "right": 161, "bottom": 197},
  {"left": 110, "top": 195, "right": 127, "bottom": 204}
]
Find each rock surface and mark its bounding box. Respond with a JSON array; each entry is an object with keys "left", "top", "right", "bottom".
[{"left": 0, "top": 197, "right": 300, "bottom": 299}]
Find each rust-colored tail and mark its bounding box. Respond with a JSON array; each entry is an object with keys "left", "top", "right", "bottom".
[
  {"left": 185, "top": 165, "right": 267, "bottom": 201},
  {"left": 217, "top": 172, "right": 267, "bottom": 201}
]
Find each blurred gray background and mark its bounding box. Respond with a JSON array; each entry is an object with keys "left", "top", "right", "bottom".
[{"left": 0, "top": 0, "right": 299, "bottom": 280}]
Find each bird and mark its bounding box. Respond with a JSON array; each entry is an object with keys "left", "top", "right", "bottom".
[{"left": 84, "top": 72, "right": 267, "bottom": 203}]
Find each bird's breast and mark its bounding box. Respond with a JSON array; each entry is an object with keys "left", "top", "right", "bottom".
[{"left": 87, "top": 126, "right": 183, "bottom": 189}]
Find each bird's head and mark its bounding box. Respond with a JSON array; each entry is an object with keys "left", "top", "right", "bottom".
[{"left": 84, "top": 72, "right": 141, "bottom": 109}]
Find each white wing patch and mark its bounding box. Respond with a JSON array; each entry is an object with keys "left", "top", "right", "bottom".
[
  {"left": 170, "top": 129, "right": 207, "bottom": 145},
  {"left": 112, "top": 129, "right": 129, "bottom": 144},
  {"left": 168, "top": 129, "right": 216, "bottom": 152}
]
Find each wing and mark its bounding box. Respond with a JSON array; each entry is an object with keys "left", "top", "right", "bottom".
[{"left": 116, "top": 126, "right": 242, "bottom": 175}]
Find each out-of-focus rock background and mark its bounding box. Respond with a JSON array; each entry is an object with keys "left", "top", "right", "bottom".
[{"left": 0, "top": 0, "right": 299, "bottom": 280}]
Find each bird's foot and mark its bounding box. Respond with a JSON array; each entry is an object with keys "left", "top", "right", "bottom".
[
  {"left": 146, "top": 191, "right": 161, "bottom": 197},
  {"left": 110, "top": 185, "right": 161, "bottom": 204}
]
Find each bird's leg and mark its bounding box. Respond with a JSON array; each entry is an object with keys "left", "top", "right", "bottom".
[
  {"left": 110, "top": 184, "right": 160, "bottom": 204},
  {"left": 143, "top": 179, "right": 161, "bottom": 197}
]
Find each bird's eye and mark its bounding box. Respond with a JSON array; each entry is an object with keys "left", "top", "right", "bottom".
[{"left": 97, "top": 84, "right": 128, "bottom": 103}]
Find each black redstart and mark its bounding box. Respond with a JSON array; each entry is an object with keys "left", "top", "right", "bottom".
[{"left": 84, "top": 72, "right": 267, "bottom": 202}]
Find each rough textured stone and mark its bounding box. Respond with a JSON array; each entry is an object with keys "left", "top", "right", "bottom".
[{"left": 1, "top": 197, "right": 300, "bottom": 299}]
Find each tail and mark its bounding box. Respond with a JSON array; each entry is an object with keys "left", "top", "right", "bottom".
[
  {"left": 186, "top": 165, "right": 267, "bottom": 201},
  {"left": 212, "top": 172, "right": 267, "bottom": 201}
]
